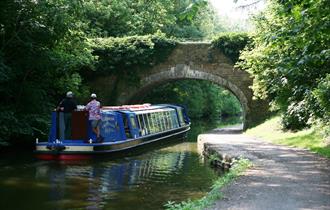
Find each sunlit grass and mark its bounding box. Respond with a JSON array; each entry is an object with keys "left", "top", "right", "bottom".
[
  {"left": 245, "top": 116, "right": 330, "bottom": 158},
  {"left": 164, "top": 159, "right": 252, "bottom": 210}
]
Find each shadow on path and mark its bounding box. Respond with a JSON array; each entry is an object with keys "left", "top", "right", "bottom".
[{"left": 198, "top": 128, "right": 330, "bottom": 210}]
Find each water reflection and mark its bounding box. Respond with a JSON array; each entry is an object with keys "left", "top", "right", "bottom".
[
  {"left": 27, "top": 143, "right": 214, "bottom": 210},
  {"left": 0, "top": 117, "right": 240, "bottom": 210}
]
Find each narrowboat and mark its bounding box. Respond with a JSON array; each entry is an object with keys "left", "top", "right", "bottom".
[{"left": 35, "top": 104, "right": 191, "bottom": 160}]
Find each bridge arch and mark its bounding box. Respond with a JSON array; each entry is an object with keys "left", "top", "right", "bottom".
[
  {"left": 120, "top": 65, "right": 249, "bottom": 127},
  {"left": 91, "top": 43, "right": 269, "bottom": 129}
]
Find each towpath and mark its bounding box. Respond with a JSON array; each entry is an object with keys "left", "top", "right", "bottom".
[{"left": 198, "top": 127, "right": 330, "bottom": 210}]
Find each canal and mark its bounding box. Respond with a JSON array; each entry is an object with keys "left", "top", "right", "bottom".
[{"left": 0, "top": 118, "right": 241, "bottom": 210}]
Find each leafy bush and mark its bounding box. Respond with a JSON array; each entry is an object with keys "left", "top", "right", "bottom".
[
  {"left": 313, "top": 74, "right": 330, "bottom": 137},
  {"left": 0, "top": 0, "right": 94, "bottom": 145},
  {"left": 313, "top": 74, "right": 330, "bottom": 115},
  {"left": 211, "top": 32, "right": 251, "bottom": 63},
  {"left": 90, "top": 33, "right": 176, "bottom": 79},
  {"left": 281, "top": 101, "right": 310, "bottom": 131},
  {"left": 239, "top": 0, "right": 330, "bottom": 131}
]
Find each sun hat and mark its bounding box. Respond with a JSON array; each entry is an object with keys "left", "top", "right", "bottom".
[{"left": 66, "top": 91, "right": 73, "bottom": 98}]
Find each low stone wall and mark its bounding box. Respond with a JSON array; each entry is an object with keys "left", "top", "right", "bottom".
[
  {"left": 203, "top": 143, "right": 235, "bottom": 170},
  {"left": 198, "top": 127, "right": 247, "bottom": 170}
]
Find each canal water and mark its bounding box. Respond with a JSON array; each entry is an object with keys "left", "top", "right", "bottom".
[{"left": 0, "top": 118, "right": 241, "bottom": 210}]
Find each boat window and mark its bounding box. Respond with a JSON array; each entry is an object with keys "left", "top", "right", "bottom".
[
  {"left": 122, "top": 113, "right": 132, "bottom": 138},
  {"left": 161, "top": 112, "right": 167, "bottom": 131},
  {"left": 139, "top": 114, "right": 147, "bottom": 136},
  {"left": 154, "top": 112, "right": 159, "bottom": 133},
  {"left": 147, "top": 113, "right": 152, "bottom": 134},
  {"left": 130, "top": 114, "right": 137, "bottom": 129},
  {"left": 142, "top": 114, "right": 150, "bottom": 135},
  {"left": 156, "top": 112, "right": 162, "bottom": 132},
  {"left": 161, "top": 112, "right": 165, "bottom": 131},
  {"left": 159, "top": 112, "right": 164, "bottom": 131},
  {"left": 168, "top": 111, "right": 172, "bottom": 129},
  {"left": 170, "top": 110, "right": 179, "bottom": 128},
  {"left": 162, "top": 112, "right": 167, "bottom": 130},
  {"left": 149, "top": 113, "right": 156, "bottom": 134},
  {"left": 166, "top": 111, "right": 173, "bottom": 129},
  {"left": 137, "top": 114, "right": 141, "bottom": 126},
  {"left": 168, "top": 111, "right": 173, "bottom": 128},
  {"left": 160, "top": 112, "right": 166, "bottom": 131},
  {"left": 167, "top": 111, "right": 171, "bottom": 129},
  {"left": 154, "top": 112, "right": 161, "bottom": 133},
  {"left": 147, "top": 113, "right": 153, "bottom": 134},
  {"left": 156, "top": 112, "right": 163, "bottom": 132},
  {"left": 177, "top": 108, "right": 185, "bottom": 126},
  {"left": 154, "top": 112, "right": 159, "bottom": 131},
  {"left": 137, "top": 114, "right": 144, "bottom": 136}
]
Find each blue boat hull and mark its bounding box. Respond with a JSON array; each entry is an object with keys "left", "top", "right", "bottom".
[{"left": 35, "top": 124, "right": 190, "bottom": 160}]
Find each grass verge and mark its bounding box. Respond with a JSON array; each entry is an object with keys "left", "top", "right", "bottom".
[
  {"left": 245, "top": 116, "right": 330, "bottom": 158},
  {"left": 164, "top": 158, "right": 252, "bottom": 210}
]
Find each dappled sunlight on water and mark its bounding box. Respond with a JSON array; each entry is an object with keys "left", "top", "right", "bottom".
[{"left": 0, "top": 117, "right": 240, "bottom": 210}]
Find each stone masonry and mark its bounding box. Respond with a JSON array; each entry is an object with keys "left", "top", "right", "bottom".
[{"left": 90, "top": 42, "right": 269, "bottom": 129}]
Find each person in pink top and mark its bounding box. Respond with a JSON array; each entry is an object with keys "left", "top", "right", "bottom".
[{"left": 85, "top": 93, "right": 103, "bottom": 142}]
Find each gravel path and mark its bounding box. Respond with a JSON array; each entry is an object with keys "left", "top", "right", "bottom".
[{"left": 198, "top": 128, "right": 330, "bottom": 210}]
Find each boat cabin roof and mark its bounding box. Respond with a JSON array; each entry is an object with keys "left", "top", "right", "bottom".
[
  {"left": 101, "top": 104, "right": 180, "bottom": 114},
  {"left": 134, "top": 108, "right": 175, "bottom": 114}
]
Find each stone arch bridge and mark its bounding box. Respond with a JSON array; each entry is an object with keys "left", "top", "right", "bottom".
[{"left": 90, "top": 42, "right": 269, "bottom": 129}]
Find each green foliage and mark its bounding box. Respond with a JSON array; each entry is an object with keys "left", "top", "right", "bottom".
[
  {"left": 82, "top": 0, "right": 175, "bottom": 37},
  {"left": 179, "top": 0, "right": 208, "bottom": 22},
  {"left": 0, "top": 0, "right": 248, "bottom": 146},
  {"left": 81, "top": 0, "right": 225, "bottom": 40},
  {"left": 239, "top": 0, "right": 330, "bottom": 131},
  {"left": 166, "top": 0, "right": 231, "bottom": 40},
  {"left": 313, "top": 74, "right": 330, "bottom": 115},
  {"left": 165, "top": 158, "right": 252, "bottom": 210},
  {"left": 0, "top": 0, "right": 93, "bottom": 145},
  {"left": 280, "top": 100, "right": 310, "bottom": 130},
  {"left": 313, "top": 74, "right": 330, "bottom": 136},
  {"left": 91, "top": 34, "right": 176, "bottom": 79},
  {"left": 212, "top": 32, "right": 251, "bottom": 63},
  {"left": 142, "top": 80, "right": 242, "bottom": 119}
]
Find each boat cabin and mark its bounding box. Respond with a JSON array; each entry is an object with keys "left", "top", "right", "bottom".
[{"left": 49, "top": 104, "right": 190, "bottom": 143}]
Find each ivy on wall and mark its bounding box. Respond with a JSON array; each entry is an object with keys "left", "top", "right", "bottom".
[
  {"left": 89, "top": 32, "right": 251, "bottom": 83},
  {"left": 211, "top": 32, "right": 251, "bottom": 63},
  {"left": 89, "top": 34, "right": 177, "bottom": 82}
]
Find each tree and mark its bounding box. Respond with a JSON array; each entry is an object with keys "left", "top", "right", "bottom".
[
  {"left": 0, "top": 0, "right": 93, "bottom": 145},
  {"left": 0, "top": 0, "right": 248, "bottom": 146},
  {"left": 239, "top": 0, "right": 330, "bottom": 130},
  {"left": 81, "top": 0, "right": 223, "bottom": 39}
]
